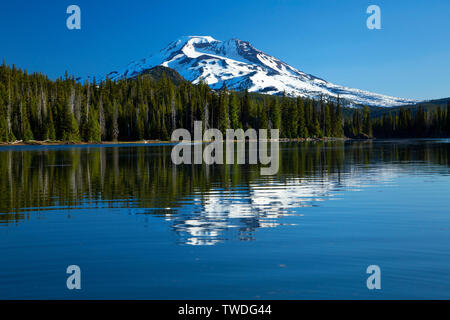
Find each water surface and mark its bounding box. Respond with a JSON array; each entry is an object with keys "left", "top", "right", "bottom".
[{"left": 0, "top": 140, "right": 449, "bottom": 299}]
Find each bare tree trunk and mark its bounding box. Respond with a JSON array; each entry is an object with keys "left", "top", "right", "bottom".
[
  {"left": 75, "top": 87, "right": 81, "bottom": 122},
  {"left": 41, "top": 87, "right": 47, "bottom": 118},
  {"left": 69, "top": 87, "right": 75, "bottom": 115},
  {"left": 86, "top": 85, "right": 90, "bottom": 121},
  {"left": 19, "top": 101, "right": 24, "bottom": 137},
  {"left": 7, "top": 79, "right": 12, "bottom": 137},
  {"left": 203, "top": 101, "right": 209, "bottom": 131},
  {"left": 171, "top": 95, "right": 176, "bottom": 131}
]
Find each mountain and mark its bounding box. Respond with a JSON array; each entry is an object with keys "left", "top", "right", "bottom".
[{"left": 91, "top": 35, "right": 417, "bottom": 107}]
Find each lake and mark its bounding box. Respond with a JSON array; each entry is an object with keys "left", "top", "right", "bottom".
[{"left": 0, "top": 140, "right": 449, "bottom": 299}]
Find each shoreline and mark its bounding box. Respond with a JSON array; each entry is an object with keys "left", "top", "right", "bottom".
[
  {"left": 0, "top": 140, "right": 175, "bottom": 147},
  {"left": 0, "top": 137, "right": 351, "bottom": 147}
]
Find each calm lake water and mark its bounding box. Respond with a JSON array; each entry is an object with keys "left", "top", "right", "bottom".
[{"left": 0, "top": 140, "right": 449, "bottom": 299}]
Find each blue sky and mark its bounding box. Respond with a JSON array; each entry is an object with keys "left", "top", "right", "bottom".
[{"left": 1, "top": 0, "right": 449, "bottom": 100}]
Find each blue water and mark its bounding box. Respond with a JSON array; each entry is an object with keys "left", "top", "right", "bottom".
[{"left": 0, "top": 140, "right": 449, "bottom": 299}]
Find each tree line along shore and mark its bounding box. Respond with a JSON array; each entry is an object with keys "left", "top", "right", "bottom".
[{"left": 1, "top": 62, "right": 449, "bottom": 144}]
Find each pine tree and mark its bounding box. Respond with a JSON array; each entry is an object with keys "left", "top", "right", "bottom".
[
  {"left": 161, "top": 112, "right": 169, "bottom": 141},
  {"left": 218, "top": 86, "right": 229, "bottom": 133},
  {"left": 297, "top": 97, "right": 308, "bottom": 138},
  {"left": 270, "top": 98, "right": 281, "bottom": 132},
  {"left": 0, "top": 102, "right": 8, "bottom": 141},
  {"left": 280, "top": 93, "right": 291, "bottom": 138},
  {"left": 0, "top": 116, "right": 8, "bottom": 141},
  {"left": 112, "top": 100, "right": 119, "bottom": 141},
  {"left": 0, "top": 83, "right": 9, "bottom": 141},
  {"left": 20, "top": 102, "right": 34, "bottom": 141},
  {"left": 363, "top": 106, "right": 372, "bottom": 137},
  {"left": 229, "top": 92, "right": 240, "bottom": 129},
  {"left": 241, "top": 88, "right": 251, "bottom": 129},
  {"left": 259, "top": 100, "right": 268, "bottom": 130},
  {"left": 86, "top": 109, "right": 101, "bottom": 142},
  {"left": 312, "top": 118, "right": 322, "bottom": 138},
  {"left": 306, "top": 100, "right": 315, "bottom": 135},
  {"left": 334, "top": 98, "right": 344, "bottom": 137},
  {"left": 99, "top": 93, "right": 106, "bottom": 141},
  {"left": 324, "top": 103, "right": 332, "bottom": 137},
  {"left": 47, "top": 108, "right": 56, "bottom": 140},
  {"left": 61, "top": 106, "right": 80, "bottom": 142},
  {"left": 287, "top": 100, "right": 299, "bottom": 138},
  {"left": 136, "top": 104, "right": 146, "bottom": 140},
  {"left": 310, "top": 103, "right": 322, "bottom": 137}
]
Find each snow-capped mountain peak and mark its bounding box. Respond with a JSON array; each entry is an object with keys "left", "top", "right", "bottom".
[{"left": 96, "top": 35, "right": 416, "bottom": 107}]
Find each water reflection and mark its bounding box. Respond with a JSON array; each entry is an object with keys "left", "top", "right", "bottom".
[{"left": 1, "top": 140, "right": 449, "bottom": 245}]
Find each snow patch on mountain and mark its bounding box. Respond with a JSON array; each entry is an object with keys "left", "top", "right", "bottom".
[{"left": 93, "top": 35, "right": 416, "bottom": 107}]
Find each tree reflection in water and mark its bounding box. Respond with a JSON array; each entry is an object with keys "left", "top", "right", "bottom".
[{"left": 1, "top": 140, "right": 449, "bottom": 245}]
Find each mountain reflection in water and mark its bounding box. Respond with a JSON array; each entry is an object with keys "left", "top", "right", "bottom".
[{"left": 1, "top": 140, "right": 449, "bottom": 246}]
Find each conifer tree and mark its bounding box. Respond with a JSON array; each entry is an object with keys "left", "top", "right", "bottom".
[
  {"left": 0, "top": 83, "right": 9, "bottom": 141},
  {"left": 86, "top": 109, "right": 101, "bottom": 142},
  {"left": 218, "top": 86, "right": 229, "bottom": 133},
  {"left": 324, "top": 103, "right": 332, "bottom": 137},
  {"left": 47, "top": 108, "right": 56, "bottom": 140},
  {"left": 310, "top": 103, "right": 322, "bottom": 137},
  {"left": 241, "top": 88, "right": 251, "bottom": 129},
  {"left": 112, "top": 100, "right": 119, "bottom": 141},
  {"left": 259, "top": 100, "right": 269, "bottom": 130},
  {"left": 297, "top": 97, "right": 308, "bottom": 138},
  {"left": 270, "top": 97, "right": 281, "bottom": 132},
  {"left": 20, "top": 102, "right": 34, "bottom": 141},
  {"left": 362, "top": 106, "right": 372, "bottom": 137},
  {"left": 99, "top": 93, "right": 106, "bottom": 141},
  {"left": 334, "top": 98, "right": 344, "bottom": 137},
  {"left": 229, "top": 92, "right": 240, "bottom": 129},
  {"left": 288, "top": 100, "right": 299, "bottom": 138},
  {"left": 0, "top": 116, "right": 8, "bottom": 141},
  {"left": 61, "top": 101, "right": 80, "bottom": 142},
  {"left": 160, "top": 112, "right": 169, "bottom": 141},
  {"left": 306, "top": 100, "right": 315, "bottom": 135}
]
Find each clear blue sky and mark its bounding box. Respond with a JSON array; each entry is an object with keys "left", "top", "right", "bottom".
[{"left": 1, "top": 0, "right": 449, "bottom": 100}]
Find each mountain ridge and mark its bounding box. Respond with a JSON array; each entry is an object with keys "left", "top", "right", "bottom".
[{"left": 86, "top": 35, "right": 417, "bottom": 108}]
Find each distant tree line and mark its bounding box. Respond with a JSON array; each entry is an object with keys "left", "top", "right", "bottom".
[
  {"left": 344, "top": 105, "right": 450, "bottom": 139},
  {"left": 0, "top": 62, "right": 449, "bottom": 142},
  {"left": 0, "top": 63, "right": 345, "bottom": 142},
  {"left": 371, "top": 106, "right": 450, "bottom": 138}
]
